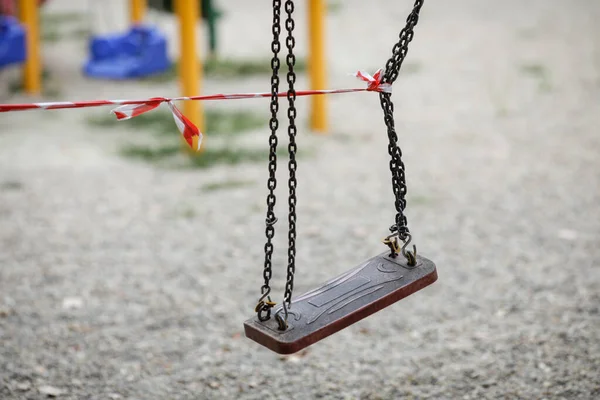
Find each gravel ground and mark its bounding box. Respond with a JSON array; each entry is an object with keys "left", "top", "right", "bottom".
[{"left": 1, "top": 0, "right": 599, "bottom": 399}]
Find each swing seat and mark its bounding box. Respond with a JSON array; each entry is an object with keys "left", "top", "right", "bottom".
[
  {"left": 83, "top": 25, "right": 171, "bottom": 80},
  {"left": 0, "top": 16, "right": 26, "bottom": 69},
  {"left": 244, "top": 252, "right": 437, "bottom": 354}
]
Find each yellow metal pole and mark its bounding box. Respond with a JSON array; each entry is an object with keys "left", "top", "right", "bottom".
[
  {"left": 19, "top": 0, "right": 41, "bottom": 95},
  {"left": 176, "top": 0, "right": 204, "bottom": 152},
  {"left": 130, "top": 0, "right": 147, "bottom": 25},
  {"left": 308, "top": 0, "right": 327, "bottom": 133}
]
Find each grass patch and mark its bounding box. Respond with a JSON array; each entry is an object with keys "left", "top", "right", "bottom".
[
  {"left": 87, "top": 109, "right": 265, "bottom": 136},
  {"left": 0, "top": 181, "right": 23, "bottom": 191},
  {"left": 145, "top": 66, "right": 177, "bottom": 83},
  {"left": 88, "top": 110, "right": 173, "bottom": 130},
  {"left": 327, "top": 0, "right": 343, "bottom": 13},
  {"left": 121, "top": 144, "right": 267, "bottom": 169},
  {"left": 120, "top": 142, "right": 313, "bottom": 170},
  {"left": 72, "top": 27, "right": 92, "bottom": 37},
  {"left": 520, "top": 63, "right": 546, "bottom": 77},
  {"left": 41, "top": 12, "right": 87, "bottom": 43},
  {"left": 120, "top": 143, "right": 180, "bottom": 162},
  {"left": 9, "top": 68, "right": 50, "bottom": 94},
  {"left": 207, "top": 109, "right": 266, "bottom": 135},
  {"left": 519, "top": 63, "right": 552, "bottom": 92},
  {"left": 205, "top": 56, "right": 306, "bottom": 77},
  {"left": 147, "top": 57, "right": 307, "bottom": 82},
  {"left": 91, "top": 104, "right": 315, "bottom": 170},
  {"left": 8, "top": 68, "right": 62, "bottom": 98},
  {"left": 42, "top": 28, "right": 61, "bottom": 43},
  {"left": 206, "top": 57, "right": 290, "bottom": 78},
  {"left": 201, "top": 179, "right": 255, "bottom": 192},
  {"left": 42, "top": 12, "right": 86, "bottom": 25},
  {"left": 188, "top": 147, "right": 267, "bottom": 168}
]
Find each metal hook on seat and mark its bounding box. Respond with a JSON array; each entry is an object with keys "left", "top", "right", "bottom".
[
  {"left": 275, "top": 304, "right": 289, "bottom": 331},
  {"left": 382, "top": 233, "right": 400, "bottom": 258},
  {"left": 401, "top": 233, "right": 417, "bottom": 266},
  {"left": 255, "top": 287, "right": 276, "bottom": 322}
]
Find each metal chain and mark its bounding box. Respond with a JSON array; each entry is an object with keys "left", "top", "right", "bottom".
[
  {"left": 382, "top": 0, "right": 424, "bottom": 86},
  {"left": 258, "top": 0, "right": 423, "bottom": 324},
  {"left": 379, "top": 0, "right": 424, "bottom": 264},
  {"left": 256, "top": 0, "right": 282, "bottom": 322},
  {"left": 280, "top": 0, "right": 298, "bottom": 328}
]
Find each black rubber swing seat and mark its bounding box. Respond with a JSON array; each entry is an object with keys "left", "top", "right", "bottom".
[{"left": 244, "top": 252, "right": 437, "bottom": 354}]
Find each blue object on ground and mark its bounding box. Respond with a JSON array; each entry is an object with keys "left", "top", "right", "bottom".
[
  {"left": 0, "top": 16, "right": 27, "bottom": 68},
  {"left": 83, "top": 25, "right": 171, "bottom": 79}
]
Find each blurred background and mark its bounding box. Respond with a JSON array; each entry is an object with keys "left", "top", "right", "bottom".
[{"left": 1, "top": 1, "right": 599, "bottom": 399}]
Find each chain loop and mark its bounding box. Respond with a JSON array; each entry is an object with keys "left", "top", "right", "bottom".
[{"left": 257, "top": 0, "right": 282, "bottom": 320}]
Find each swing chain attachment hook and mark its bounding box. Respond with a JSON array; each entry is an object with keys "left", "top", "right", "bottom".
[
  {"left": 255, "top": 216, "right": 279, "bottom": 321},
  {"left": 383, "top": 229, "right": 417, "bottom": 266},
  {"left": 275, "top": 303, "right": 289, "bottom": 331},
  {"left": 255, "top": 288, "right": 276, "bottom": 322},
  {"left": 401, "top": 233, "right": 418, "bottom": 266}
]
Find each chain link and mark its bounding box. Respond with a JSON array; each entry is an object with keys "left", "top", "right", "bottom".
[
  {"left": 379, "top": 0, "right": 424, "bottom": 247},
  {"left": 256, "top": 0, "right": 282, "bottom": 322},
  {"left": 382, "top": 0, "right": 424, "bottom": 86},
  {"left": 282, "top": 0, "right": 298, "bottom": 321}
]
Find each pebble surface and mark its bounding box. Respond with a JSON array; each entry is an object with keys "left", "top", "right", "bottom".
[{"left": 1, "top": 0, "right": 599, "bottom": 399}]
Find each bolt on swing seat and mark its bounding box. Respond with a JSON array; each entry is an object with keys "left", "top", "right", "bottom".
[{"left": 244, "top": 252, "right": 437, "bottom": 354}]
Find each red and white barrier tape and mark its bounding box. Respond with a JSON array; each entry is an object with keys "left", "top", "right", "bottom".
[{"left": 0, "top": 69, "right": 390, "bottom": 151}]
